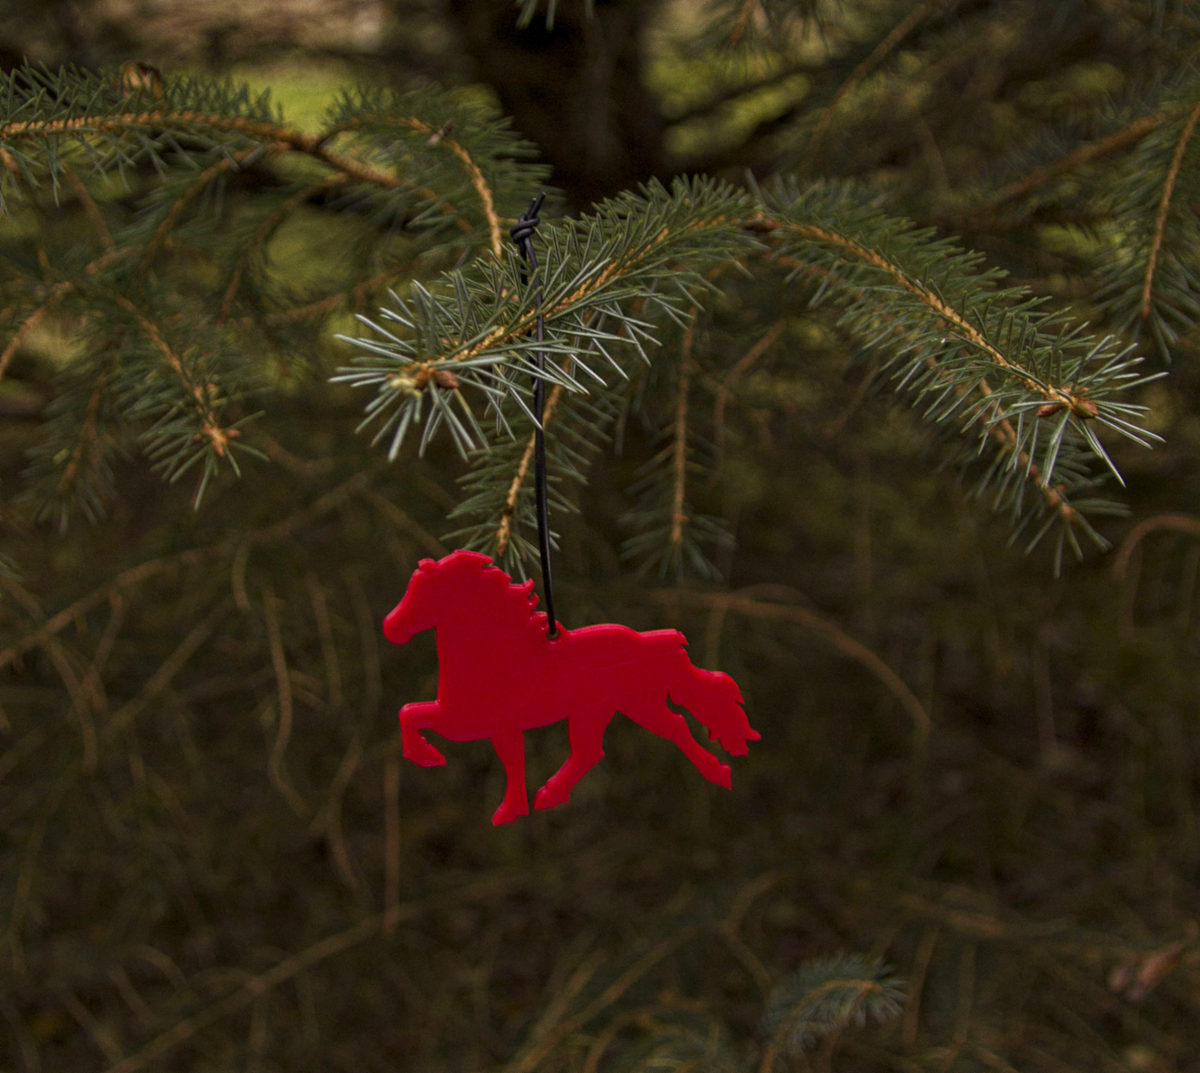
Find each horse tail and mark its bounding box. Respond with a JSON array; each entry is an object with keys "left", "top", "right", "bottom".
[{"left": 660, "top": 641, "right": 760, "bottom": 756}]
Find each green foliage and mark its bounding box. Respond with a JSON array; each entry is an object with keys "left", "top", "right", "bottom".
[
  {"left": 0, "top": 22, "right": 1189, "bottom": 578},
  {"left": 1094, "top": 72, "right": 1200, "bottom": 360},
  {"left": 759, "top": 953, "right": 905, "bottom": 1056},
  {"left": 5, "top": 2, "right": 1200, "bottom": 1072}
]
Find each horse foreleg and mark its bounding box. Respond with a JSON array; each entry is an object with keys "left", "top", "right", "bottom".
[
  {"left": 534, "top": 711, "right": 609, "bottom": 811},
  {"left": 623, "top": 702, "right": 731, "bottom": 789},
  {"left": 490, "top": 730, "right": 529, "bottom": 825},
  {"left": 399, "top": 701, "right": 446, "bottom": 767}
]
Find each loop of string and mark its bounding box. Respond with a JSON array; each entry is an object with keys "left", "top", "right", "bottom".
[{"left": 511, "top": 192, "right": 558, "bottom": 638}]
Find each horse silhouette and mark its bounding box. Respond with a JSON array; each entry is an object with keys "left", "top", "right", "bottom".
[{"left": 384, "top": 549, "right": 759, "bottom": 825}]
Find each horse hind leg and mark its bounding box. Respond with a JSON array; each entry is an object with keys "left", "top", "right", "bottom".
[
  {"left": 622, "top": 701, "right": 731, "bottom": 789},
  {"left": 534, "top": 711, "right": 610, "bottom": 811},
  {"left": 490, "top": 730, "right": 529, "bottom": 825}
]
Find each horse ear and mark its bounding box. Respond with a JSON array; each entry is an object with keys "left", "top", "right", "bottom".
[{"left": 418, "top": 559, "right": 436, "bottom": 572}]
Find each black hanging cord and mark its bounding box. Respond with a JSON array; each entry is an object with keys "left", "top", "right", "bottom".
[{"left": 510, "top": 192, "right": 558, "bottom": 638}]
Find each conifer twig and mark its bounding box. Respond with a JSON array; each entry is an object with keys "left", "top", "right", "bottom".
[
  {"left": 643, "top": 586, "right": 931, "bottom": 748},
  {"left": 809, "top": 0, "right": 950, "bottom": 154},
  {"left": 495, "top": 377, "right": 568, "bottom": 556},
  {"left": 1111, "top": 513, "right": 1200, "bottom": 580},
  {"left": 56, "top": 372, "right": 108, "bottom": 504},
  {"left": 141, "top": 144, "right": 282, "bottom": 269},
  {"left": 759, "top": 977, "right": 889, "bottom": 1073},
  {"left": 728, "top": 0, "right": 760, "bottom": 46},
  {"left": 219, "top": 174, "right": 346, "bottom": 320},
  {"left": 0, "top": 283, "right": 70, "bottom": 385},
  {"left": 976, "top": 112, "right": 1172, "bottom": 213},
  {"left": 101, "top": 875, "right": 527, "bottom": 1073},
  {"left": 61, "top": 165, "right": 113, "bottom": 251},
  {"left": 671, "top": 316, "right": 696, "bottom": 552},
  {"left": 782, "top": 224, "right": 1082, "bottom": 411},
  {"left": 0, "top": 113, "right": 401, "bottom": 188},
  {"left": 777, "top": 253, "right": 1080, "bottom": 526},
  {"left": 1142, "top": 97, "right": 1200, "bottom": 320},
  {"left": 262, "top": 587, "right": 308, "bottom": 818},
  {"left": 714, "top": 318, "right": 787, "bottom": 462},
  {"left": 326, "top": 114, "right": 503, "bottom": 255}
]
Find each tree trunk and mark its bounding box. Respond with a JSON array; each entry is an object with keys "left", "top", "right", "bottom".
[{"left": 443, "top": 0, "right": 668, "bottom": 210}]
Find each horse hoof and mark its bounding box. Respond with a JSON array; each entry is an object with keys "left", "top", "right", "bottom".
[
  {"left": 492, "top": 800, "right": 529, "bottom": 825},
  {"left": 405, "top": 743, "right": 446, "bottom": 767},
  {"left": 534, "top": 785, "right": 567, "bottom": 810}
]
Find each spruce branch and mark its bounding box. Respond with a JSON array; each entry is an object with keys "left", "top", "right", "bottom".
[
  {"left": 324, "top": 113, "right": 503, "bottom": 256},
  {"left": 218, "top": 173, "right": 347, "bottom": 321},
  {"left": 766, "top": 182, "right": 1160, "bottom": 563},
  {"left": 669, "top": 316, "right": 694, "bottom": 554},
  {"left": 1093, "top": 73, "right": 1200, "bottom": 358},
  {"left": 808, "top": 0, "right": 953, "bottom": 156},
  {"left": 337, "top": 177, "right": 1159, "bottom": 569},
  {"left": 0, "top": 283, "right": 69, "bottom": 385},
  {"left": 0, "top": 109, "right": 398, "bottom": 190},
  {"left": 758, "top": 953, "right": 905, "bottom": 1068},
  {"left": 971, "top": 110, "right": 1173, "bottom": 216},
  {"left": 713, "top": 318, "right": 788, "bottom": 463},
  {"left": 1141, "top": 96, "right": 1200, "bottom": 322}
]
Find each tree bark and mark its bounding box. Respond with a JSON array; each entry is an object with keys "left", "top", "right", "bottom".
[{"left": 443, "top": 0, "right": 669, "bottom": 210}]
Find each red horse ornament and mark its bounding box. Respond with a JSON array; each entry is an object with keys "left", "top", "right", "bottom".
[{"left": 383, "top": 550, "right": 759, "bottom": 825}]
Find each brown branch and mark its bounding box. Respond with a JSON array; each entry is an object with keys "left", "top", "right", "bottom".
[
  {"left": 57, "top": 370, "right": 107, "bottom": 502},
  {"left": 61, "top": 166, "right": 113, "bottom": 251},
  {"left": 671, "top": 316, "right": 696, "bottom": 551},
  {"left": 0, "top": 283, "right": 71, "bottom": 385},
  {"left": 262, "top": 587, "right": 308, "bottom": 817},
  {"left": 1142, "top": 98, "right": 1200, "bottom": 320},
  {"left": 0, "top": 469, "right": 384, "bottom": 674},
  {"left": 977, "top": 112, "right": 1172, "bottom": 213},
  {"left": 810, "top": 0, "right": 950, "bottom": 154},
  {"left": 728, "top": 0, "right": 759, "bottom": 46},
  {"left": 324, "top": 115, "right": 502, "bottom": 255},
  {"left": 383, "top": 749, "right": 401, "bottom": 936},
  {"left": 243, "top": 256, "right": 437, "bottom": 326},
  {"left": 779, "top": 227, "right": 1080, "bottom": 410},
  {"left": 0, "top": 546, "right": 226, "bottom": 672},
  {"left": 495, "top": 381, "right": 568, "bottom": 556},
  {"left": 0, "top": 577, "right": 97, "bottom": 769},
  {"left": 648, "top": 586, "right": 931, "bottom": 749},
  {"left": 362, "top": 489, "right": 448, "bottom": 558},
  {"left": 0, "top": 112, "right": 400, "bottom": 189},
  {"left": 141, "top": 145, "right": 275, "bottom": 270},
  {"left": 506, "top": 929, "right": 697, "bottom": 1073},
  {"left": 219, "top": 174, "right": 344, "bottom": 320},
  {"left": 1112, "top": 513, "right": 1200, "bottom": 580},
  {"left": 100, "top": 599, "right": 234, "bottom": 744},
  {"left": 713, "top": 318, "right": 787, "bottom": 461},
  {"left": 102, "top": 875, "right": 526, "bottom": 1073}
]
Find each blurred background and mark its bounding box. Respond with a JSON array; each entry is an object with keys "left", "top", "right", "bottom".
[{"left": 2, "top": 2, "right": 1200, "bottom": 1072}]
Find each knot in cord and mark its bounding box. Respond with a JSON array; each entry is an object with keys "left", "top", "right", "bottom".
[{"left": 510, "top": 193, "right": 545, "bottom": 251}]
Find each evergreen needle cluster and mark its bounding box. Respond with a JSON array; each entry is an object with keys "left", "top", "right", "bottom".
[
  {"left": 2, "top": 5, "right": 1187, "bottom": 576},
  {"left": 4, "top": 3, "right": 1200, "bottom": 1072}
]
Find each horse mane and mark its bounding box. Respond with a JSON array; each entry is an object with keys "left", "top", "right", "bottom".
[{"left": 439, "top": 551, "right": 544, "bottom": 628}]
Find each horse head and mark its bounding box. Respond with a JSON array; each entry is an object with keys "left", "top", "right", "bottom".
[{"left": 383, "top": 550, "right": 495, "bottom": 644}]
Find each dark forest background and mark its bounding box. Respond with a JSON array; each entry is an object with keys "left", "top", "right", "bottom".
[{"left": 2, "top": 2, "right": 1200, "bottom": 1072}]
